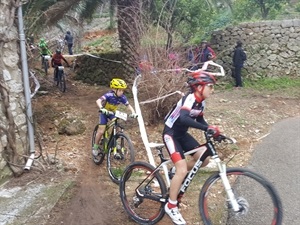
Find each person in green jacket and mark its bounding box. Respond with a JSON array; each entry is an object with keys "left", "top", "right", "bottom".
[{"left": 38, "top": 38, "right": 52, "bottom": 67}]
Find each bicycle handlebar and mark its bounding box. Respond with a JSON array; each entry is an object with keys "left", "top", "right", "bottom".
[
  {"left": 98, "top": 109, "right": 114, "bottom": 115},
  {"left": 98, "top": 110, "right": 137, "bottom": 121},
  {"left": 205, "top": 132, "right": 236, "bottom": 144}
]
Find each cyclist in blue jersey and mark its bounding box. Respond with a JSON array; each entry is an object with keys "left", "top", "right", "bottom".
[
  {"left": 92, "top": 78, "right": 138, "bottom": 156},
  {"left": 163, "top": 72, "right": 221, "bottom": 225}
]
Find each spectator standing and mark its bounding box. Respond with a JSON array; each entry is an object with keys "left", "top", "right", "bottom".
[
  {"left": 232, "top": 40, "right": 247, "bottom": 88},
  {"left": 187, "top": 46, "right": 200, "bottom": 70},
  {"left": 197, "top": 40, "right": 216, "bottom": 63},
  {"left": 64, "top": 31, "right": 74, "bottom": 55},
  {"left": 188, "top": 41, "right": 216, "bottom": 70}
]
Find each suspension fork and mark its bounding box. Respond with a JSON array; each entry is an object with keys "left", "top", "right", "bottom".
[
  {"left": 213, "top": 156, "right": 240, "bottom": 211},
  {"left": 112, "top": 121, "right": 124, "bottom": 155},
  {"left": 114, "top": 121, "right": 126, "bottom": 155},
  {"left": 103, "top": 125, "right": 110, "bottom": 153}
]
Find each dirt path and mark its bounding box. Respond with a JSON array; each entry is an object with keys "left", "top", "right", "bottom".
[
  {"left": 29, "top": 68, "right": 300, "bottom": 225},
  {"left": 34, "top": 71, "right": 168, "bottom": 225}
]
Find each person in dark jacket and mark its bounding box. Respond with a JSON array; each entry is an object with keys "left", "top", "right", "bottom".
[
  {"left": 189, "top": 41, "right": 216, "bottom": 70},
  {"left": 64, "top": 31, "right": 74, "bottom": 55},
  {"left": 197, "top": 40, "right": 216, "bottom": 63},
  {"left": 232, "top": 40, "right": 247, "bottom": 88}
]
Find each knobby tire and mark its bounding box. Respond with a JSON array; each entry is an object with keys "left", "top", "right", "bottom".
[
  {"left": 44, "top": 60, "right": 48, "bottom": 75},
  {"left": 59, "top": 71, "right": 66, "bottom": 92},
  {"left": 107, "top": 133, "right": 135, "bottom": 184},
  {"left": 91, "top": 124, "right": 105, "bottom": 165},
  {"left": 55, "top": 70, "right": 66, "bottom": 92},
  {"left": 199, "top": 167, "right": 283, "bottom": 225},
  {"left": 119, "top": 161, "right": 167, "bottom": 224}
]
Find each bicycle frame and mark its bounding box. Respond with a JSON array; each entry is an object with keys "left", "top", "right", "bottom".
[
  {"left": 129, "top": 61, "right": 245, "bottom": 212},
  {"left": 102, "top": 115, "right": 126, "bottom": 156},
  {"left": 134, "top": 133, "right": 241, "bottom": 212},
  {"left": 102, "top": 118, "right": 118, "bottom": 153}
]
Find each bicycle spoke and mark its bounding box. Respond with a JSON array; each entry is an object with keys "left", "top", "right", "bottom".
[
  {"left": 91, "top": 125, "right": 105, "bottom": 165},
  {"left": 199, "top": 168, "right": 282, "bottom": 225},
  {"left": 59, "top": 73, "right": 66, "bottom": 92},
  {"left": 120, "top": 162, "right": 167, "bottom": 224},
  {"left": 107, "top": 133, "right": 134, "bottom": 184}
]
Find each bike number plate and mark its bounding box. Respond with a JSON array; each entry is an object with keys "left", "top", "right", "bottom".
[
  {"left": 58, "top": 66, "right": 64, "bottom": 71},
  {"left": 115, "top": 110, "right": 127, "bottom": 121},
  {"left": 44, "top": 55, "right": 51, "bottom": 59}
]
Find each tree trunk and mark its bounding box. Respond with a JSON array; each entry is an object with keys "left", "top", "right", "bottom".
[{"left": 116, "top": 0, "right": 142, "bottom": 80}]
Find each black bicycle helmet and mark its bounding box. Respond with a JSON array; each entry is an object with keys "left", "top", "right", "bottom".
[{"left": 56, "top": 49, "right": 61, "bottom": 54}]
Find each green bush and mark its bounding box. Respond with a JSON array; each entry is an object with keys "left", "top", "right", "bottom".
[{"left": 295, "top": 3, "right": 300, "bottom": 12}]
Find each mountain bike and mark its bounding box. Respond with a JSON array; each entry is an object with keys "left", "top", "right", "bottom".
[
  {"left": 53, "top": 66, "right": 66, "bottom": 92},
  {"left": 119, "top": 131, "right": 283, "bottom": 225},
  {"left": 42, "top": 55, "right": 50, "bottom": 75},
  {"left": 92, "top": 110, "right": 135, "bottom": 184}
]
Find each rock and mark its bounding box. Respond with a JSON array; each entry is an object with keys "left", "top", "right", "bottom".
[{"left": 57, "top": 118, "right": 86, "bottom": 135}]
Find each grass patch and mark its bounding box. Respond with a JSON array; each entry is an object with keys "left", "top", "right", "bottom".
[
  {"left": 88, "top": 36, "right": 108, "bottom": 47},
  {"left": 222, "top": 76, "right": 300, "bottom": 97},
  {"left": 244, "top": 76, "right": 300, "bottom": 91}
]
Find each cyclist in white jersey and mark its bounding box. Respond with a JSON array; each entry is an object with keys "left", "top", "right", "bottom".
[{"left": 163, "top": 72, "right": 221, "bottom": 225}]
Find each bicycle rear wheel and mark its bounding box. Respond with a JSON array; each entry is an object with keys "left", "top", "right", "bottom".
[
  {"left": 59, "top": 72, "right": 66, "bottom": 92},
  {"left": 91, "top": 125, "right": 105, "bottom": 165},
  {"left": 107, "top": 133, "right": 135, "bottom": 184},
  {"left": 199, "top": 167, "right": 282, "bottom": 225},
  {"left": 119, "top": 161, "right": 167, "bottom": 224},
  {"left": 44, "top": 60, "right": 48, "bottom": 75}
]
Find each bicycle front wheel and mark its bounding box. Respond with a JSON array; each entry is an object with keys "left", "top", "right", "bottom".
[
  {"left": 107, "top": 133, "right": 135, "bottom": 184},
  {"left": 58, "top": 72, "right": 66, "bottom": 92},
  {"left": 199, "top": 167, "right": 282, "bottom": 225},
  {"left": 119, "top": 161, "right": 167, "bottom": 225},
  {"left": 91, "top": 125, "right": 105, "bottom": 165},
  {"left": 44, "top": 61, "right": 48, "bottom": 75}
]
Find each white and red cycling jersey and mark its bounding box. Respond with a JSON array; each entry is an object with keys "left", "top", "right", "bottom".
[{"left": 163, "top": 92, "right": 209, "bottom": 162}]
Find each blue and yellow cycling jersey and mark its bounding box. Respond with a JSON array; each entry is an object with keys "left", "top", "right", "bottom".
[{"left": 100, "top": 90, "right": 129, "bottom": 112}]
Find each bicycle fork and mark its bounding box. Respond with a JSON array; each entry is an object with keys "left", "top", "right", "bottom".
[
  {"left": 213, "top": 156, "right": 241, "bottom": 212},
  {"left": 113, "top": 132, "right": 124, "bottom": 160}
]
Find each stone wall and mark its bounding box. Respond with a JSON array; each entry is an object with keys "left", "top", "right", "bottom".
[
  {"left": 210, "top": 19, "right": 300, "bottom": 77},
  {"left": 74, "top": 52, "right": 127, "bottom": 85},
  {"left": 0, "top": 1, "right": 28, "bottom": 180},
  {"left": 0, "top": 69, "right": 27, "bottom": 178}
]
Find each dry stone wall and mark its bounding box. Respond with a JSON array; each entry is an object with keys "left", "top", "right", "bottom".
[
  {"left": 0, "top": 1, "right": 28, "bottom": 180},
  {"left": 210, "top": 19, "right": 300, "bottom": 77},
  {"left": 74, "top": 52, "right": 127, "bottom": 85}
]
